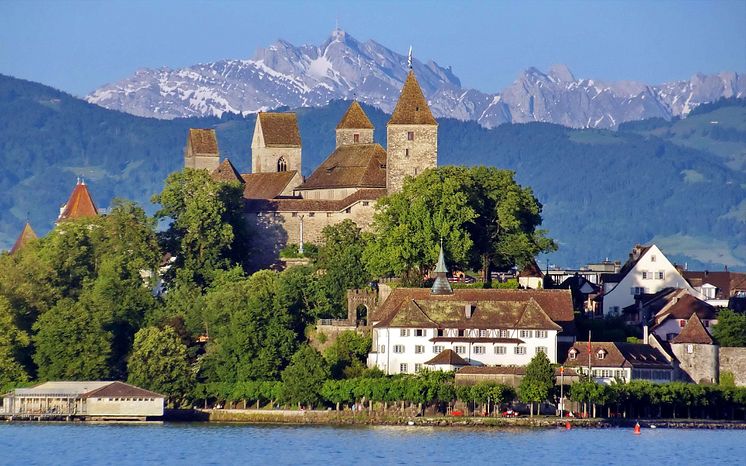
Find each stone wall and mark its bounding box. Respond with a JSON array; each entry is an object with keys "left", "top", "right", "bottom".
[
  {"left": 347, "top": 289, "right": 379, "bottom": 324},
  {"left": 670, "top": 343, "right": 719, "bottom": 384},
  {"left": 336, "top": 128, "right": 374, "bottom": 147},
  {"left": 719, "top": 347, "right": 746, "bottom": 386},
  {"left": 185, "top": 154, "right": 220, "bottom": 171},
  {"left": 252, "top": 146, "right": 302, "bottom": 174},
  {"left": 386, "top": 124, "right": 437, "bottom": 193}
]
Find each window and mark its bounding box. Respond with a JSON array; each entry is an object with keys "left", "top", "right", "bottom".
[
  {"left": 393, "top": 345, "right": 405, "bottom": 353},
  {"left": 405, "top": 148, "right": 410, "bottom": 157},
  {"left": 433, "top": 345, "right": 444, "bottom": 354},
  {"left": 536, "top": 346, "right": 547, "bottom": 354},
  {"left": 407, "top": 131, "right": 414, "bottom": 141},
  {"left": 415, "top": 345, "right": 425, "bottom": 354},
  {"left": 326, "top": 213, "right": 332, "bottom": 218},
  {"left": 473, "top": 346, "right": 486, "bottom": 354},
  {"left": 437, "top": 329, "right": 444, "bottom": 337},
  {"left": 353, "top": 133, "right": 360, "bottom": 143},
  {"left": 568, "top": 349, "right": 577, "bottom": 360},
  {"left": 414, "top": 168, "right": 419, "bottom": 176},
  {"left": 519, "top": 330, "right": 532, "bottom": 339},
  {"left": 656, "top": 271, "right": 665, "bottom": 280},
  {"left": 400, "top": 329, "right": 410, "bottom": 337},
  {"left": 308, "top": 212, "right": 315, "bottom": 217},
  {"left": 679, "top": 320, "right": 686, "bottom": 328},
  {"left": 415, "top": 329, "right": 425, "bottom": 337},
  {"left": 631, "top": 287, "right": 645, "bottom": 295},
  {"left": 597, "top": 349, "right": 607, "bottom": 360},
  {"left": 651, "top": 254, "right": 657, "bottom": 262},
  {"left": 614, "top": 370, "right": 623, "bottom": 378},
  {"left": 535, "top": 330, "right": 547, "bottom": 338},
  {"left": 514, "top": 346, "right": 527, "bottom": 355},
  {"left": 494, "top": 346, "right": 506, "bottom": 355},
  {"left": 457, "top": 329, "right": 465, "bottom": 337},
  {"left": 601, "top": 369, "right": 612, "bottom": 378},
  {"left": 400, "top": 363, "right": 408, "bottom": 373},
  {"left": 277, "top": 157, "right": 287, "bottom": 172},
  {"left": 414, "top": 363, "right": 422, "bottom": 372},
  {"left": 454, "top": 346, "right": 466, "bottom": 355},
  {"left": 479, "top": 329, "right": 488, "bottom": 337},
  {"left": 687, "top": 344, "right": 693, "bottom": 354},
  {"left": 380, "top": 345, "right": 385, "bottom": 353},
  {"left": 362, "top": 201, "right": 369, "bottom": 207},
  {"left": 345, "top": 208, "right": 351, "bottom": 214},
  {"left": 642, "top": 271, "right": 649, "bottom": 280},
  {"left": 292, "top": 212, "right": 298, "bottom": 217},
  {"left": 499, "top": 329, "right": 508, "bottom": 338}
]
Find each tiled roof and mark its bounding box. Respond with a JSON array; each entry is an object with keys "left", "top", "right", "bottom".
[
  {"left": 336, "top": 101, "right": 374, "bottom": 129},
  {"left": 683, "top": 271, "right": 746, "bottom": 299},
  {"left": 615, "top": 245, "right": 652, "bottom": 282},
  {"left": 9, "top": 222, "right": 37, "bottom": 254},
  {"left": 211, "top": 159, "right": 245, "bottom": 184},
  {"left": 246, "top": 188, "right": 387, "bottom": 213},
  {"left": 424, "top": 349, "right": 469, "bottom": 366},
  {"left": 258, "top": 112, "right": 301, "bottom": 147},
  {"left": 652, "top": 292, "right": 716, "bottom": 329},
  {"left": 242, "top": 171, "right": 298, "bottom": 199},
  {"left": 671, "top": 314, "right": 714, "bottom": 345},
  {"left": 58, "top": 181, "right": 98, "bottom": 221},
  {"left": 520, "top": 259, "right": 544, "bottom": 278},
  {"left": 188, "top": 128, "right": 219, "bottom": 155},
  {"left": 562, "top": 342, "right": 672, "bottom": 369},
  {"left": 296, "top": 144, "right": 386, "bottom": 190},
  {"left": 83, "top": 381, "right": 164, "bottom": 399},
  {"left": 457, "top": 366, "right": 578, "bottom": 376},
  {"left": 388, "top": 70, "right": 437, "bottom": 125},
  {"left": 372, "top": 289, "right": 570, "bottom": 333}
]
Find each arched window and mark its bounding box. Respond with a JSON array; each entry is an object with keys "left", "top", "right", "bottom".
[{"left": 277, "top": 157, "right": 287, "bottom": 172}]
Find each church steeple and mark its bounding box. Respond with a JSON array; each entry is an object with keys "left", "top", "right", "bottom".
[{"left": 431, "top": 241, "right": 453, "bottom": 295}]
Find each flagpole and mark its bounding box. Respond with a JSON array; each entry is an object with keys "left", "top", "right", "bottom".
[{"left": 587, "top": 330, "right": 592, "bottom": 381}]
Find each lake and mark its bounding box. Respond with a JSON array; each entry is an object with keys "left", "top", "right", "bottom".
[{"left": 1, "top": 423, "right": 745, "bottom": 465}]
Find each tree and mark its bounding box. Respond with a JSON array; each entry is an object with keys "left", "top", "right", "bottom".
[
  {"left": 281, "top": 345, "right": 330, "bottom": 408},
  {"left": 519, "top": 352, "right": 555, "bottom": 416},
  {"left": 0, "top": 296, "right": 30, "bottom": 385},
  {"left": 324, "top": 331, "right": 372, "bottom": 379},
  {"left": 33, "top": 297, "right": 113, "bottom": 380},
  {"left": 153, "top": 168, "right": 248, "bottom": 287},
  {"left": 127, "top": 326, "right": 193, "bottom": 406},
  {"left": 712, "top": 309, "right": 746, "bottom": 347}
]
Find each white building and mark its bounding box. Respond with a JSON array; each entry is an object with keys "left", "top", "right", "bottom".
[
  {"left": 601, "top": 244, "right": 699, "bottom": 316},
  {"left": 650, "top": 293, "right": 718, "bottom": 342},
  {"left": 367, "top": 247, "right": 576, "bottom": 374},
  {"left": 562, "top": 341, "right": 673, "bottom": 384}
]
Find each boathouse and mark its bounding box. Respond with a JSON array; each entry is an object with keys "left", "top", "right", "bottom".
[{"left": 1, "top": 381, "right": 164, "bottom": 421}]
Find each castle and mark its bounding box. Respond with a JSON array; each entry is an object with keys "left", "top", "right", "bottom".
[{"left": 184, "top": 69, "right": 438, "bottom": 264}]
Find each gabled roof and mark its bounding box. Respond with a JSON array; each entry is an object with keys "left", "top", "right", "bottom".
[
  {"left": 246, "top": 188, "right": 387, "bottom": 213},
  {"left": 520, "top": 259, "right": 544, "bottom": 278},
  {"left": 616, "top": 245, "right": 652, "bottom": 281},
  {"left": 9, "top": 222, "right": 37, "bottom": 254},
  {"left": 58, "top": 180, "right": 98, "bottom": 222},
  {"left": 211, "top": 159, "right": 245, "bottom": 184},
  {"left": 388, "top": 70, "right": 437, "bottom": 126},
  {"left": 563, "top": 342, "right": 672, "bottom": 369},
  {"left": 296, "top": 143, "right": 386, "bottom": 190},
  {"left": 424, "top": 349, "right": 469, "bottom": 366},
  {"left": 83, "top": 381, "right": 164, "bottom": 399},
  {"left": 257, "top": 112, "right": 302, "bottom": 147},
  {"left": 671, "top": 314, "right": 714, "bottom": 345},
  {"left": 653, "top": 292, "right": 716, "bottom": 328},
  {"left": 188, "top": 128, "right": 219, "bottom": 155},
  {"left": 336, "top": 101, "right": 374, "bottom": 129},
  {"left": 242, "top": 171, "right": 298, "bottom": 199},
  {"left": 683, "top": 270, "right": 746, "bottom": 299}
]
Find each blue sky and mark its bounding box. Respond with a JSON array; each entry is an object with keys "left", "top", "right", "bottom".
[{"left": 1, "top": 0, "right": 744, "bottom": 97}]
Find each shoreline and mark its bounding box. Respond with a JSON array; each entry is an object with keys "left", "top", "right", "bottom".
[{"left": 163, "top": 409, "right": 746, "bottom": 430}]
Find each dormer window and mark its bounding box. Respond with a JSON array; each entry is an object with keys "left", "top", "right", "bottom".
[
  {"left": 597, "top": 349, "right": 607, "bottom": 360},
  {"left": 568, "top": 348, "right": 578, "bottom": 360}
]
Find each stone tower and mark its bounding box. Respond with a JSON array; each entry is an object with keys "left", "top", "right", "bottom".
[
  {"left": 251, "top": 112, "right": 302, "bottom": 174},
  {"left": 386, "top": 70, "right": 438, "bottom": 193},
  {"left": 336, "top": 101, "right": 374, "bottom": 148},
  {"left": 184, "top": 128, "right": 220, "bottom": 172}
]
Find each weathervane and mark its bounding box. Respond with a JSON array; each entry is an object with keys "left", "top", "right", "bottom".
[{"left": 407, "top": 46, "right": 413, "bottom": 69}]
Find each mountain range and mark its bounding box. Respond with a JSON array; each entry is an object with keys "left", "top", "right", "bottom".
[
  {"left": 3, "top": 74, "right": 746, "bottom": 271},
  {"left": 86, "top": 29, "right": 745, "bottom": 129}
]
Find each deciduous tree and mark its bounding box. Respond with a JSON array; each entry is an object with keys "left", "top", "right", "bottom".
[{"left": 519, "top": 352, "right": 554, "bottom": 416}]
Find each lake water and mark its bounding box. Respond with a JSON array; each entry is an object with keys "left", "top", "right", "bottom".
[{"left": 1, "top": 423, "right": 745, "bottom": 465}]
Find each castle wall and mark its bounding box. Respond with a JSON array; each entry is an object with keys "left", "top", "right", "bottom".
[
  {"left": 336, "top": 128, "right": 374, "bottom": 147},
  {"left": 719, "top": 347, "right": 746, "bottom": 386},
  {"left": 670, "top": 343, "right": 719, "bottom": 384},
  {"left": 386, "top": 124, "right": 437, "bottom": 193},
  {"left": 251, "top": 146, "right": 302, "bottom": 174},
  {"left": 296, "top": 187, "right": 360, "bottom": 200},
  {"left": 185, "top": 155, "right": 220, "bottom": 171}
]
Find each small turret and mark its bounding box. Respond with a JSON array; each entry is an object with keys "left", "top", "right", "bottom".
[
  {"left": 336, "top": 101, "right": 374, "bottom": 148},
  {"left": 431, "top": 242, "right": 453, "bottom": 295}
]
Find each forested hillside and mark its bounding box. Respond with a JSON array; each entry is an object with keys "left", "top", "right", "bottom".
[{"left": 1, "top": 74, "right": 745, "bottom": 269}]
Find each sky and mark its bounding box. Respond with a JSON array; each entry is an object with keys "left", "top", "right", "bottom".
[{"left": 1, "top": 0, "right": 745, "bottom": 97}]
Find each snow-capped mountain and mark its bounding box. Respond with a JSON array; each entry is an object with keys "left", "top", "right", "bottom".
[{"left": 86, "top": 29, "right": 745, "bottom": 129}]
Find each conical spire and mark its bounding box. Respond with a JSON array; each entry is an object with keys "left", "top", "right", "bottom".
[
  {"left": 57, "top": 179, "right": 99, "bottom": 223},
  {"left": 388, "top": 70, "right": 437, "bottom": 126},
  {"left": 336, "top": 101, "right": 374, "bottom": 129},
  {"left": 9, "top": 222, "right": 37, "bottom": 254},
  {"left": 431, "top": 241, "right": 453, "bottom": 295}
]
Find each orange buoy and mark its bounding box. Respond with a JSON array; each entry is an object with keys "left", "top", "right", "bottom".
[
  {"left": 565, "top": 421, "right": 571, "bottom": 430},
  {"left": 633, "top": 422, "right": 641, "bottom": 435}
]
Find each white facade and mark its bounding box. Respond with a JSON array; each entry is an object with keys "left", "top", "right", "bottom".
[
  {"left": 368, "top": 326, "right": 558, "bottom": 375},
  {"left": 652, "top": 317, "right": 717, "bottom": 342},
  {"left": 86, "top": 397, "right": 163, "bottom": 417},
  {"left": 602, "top": 245, "right": 700, "bottom": 316}
]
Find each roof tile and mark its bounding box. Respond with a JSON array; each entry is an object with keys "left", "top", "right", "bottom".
[{"left": 258, "top": 113, "right": 301, "bottom": 147}]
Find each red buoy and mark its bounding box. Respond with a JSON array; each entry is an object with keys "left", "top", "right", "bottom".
[
  {"left": 634, "top": 422, "right": 641, "bottom": 435},
  {"left": 565, "top": 421, "right": 571, "bottom": 430}
]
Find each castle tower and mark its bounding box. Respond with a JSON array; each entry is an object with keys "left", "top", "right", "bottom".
[
  {"left": 386, "top": 70, "right": 438, "bottom": 193},
  {"left": 336, "top": 101, "right": 374, "bottom": 148},
  {"left": 9, "top": 222, "right": 37, "bottom": 254},
  {"left": 57, "top": 179, "right": 98, "bottom": 224},
  {"left": 184, "top": 128, "right": 220, "bottom": 172},
  {"left": 251, "top": 112, "right": 302, "bottom": 174}
]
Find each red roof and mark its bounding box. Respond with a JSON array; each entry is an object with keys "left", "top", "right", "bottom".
[
  {"left": 424, "top": 349, "right": 469, "bottom": 366},
  {"left": 9, "top": 222, "right": 37, "bottom": 254},
  {"left": 58, "top": 180, "right": 98, "bottom": 221},
  {"left": 671, "top": 314, "right": 714, "bottom": 345}
]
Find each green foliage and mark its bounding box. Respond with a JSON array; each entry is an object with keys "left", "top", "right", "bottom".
[
  {"left": 712, "top": 309, "right": 746, "bottom": 347},
  {"left": 127, "top": 326, "right": 193, "bottom": 405},
  {"left": 720, "top": 371, "right": 736, "bottom": 388},
  {"left": 323, "top": 331, "right": 372, "bottom": 379},
  {"left": 519, "top": 352, "right": 555, "bottom": 414},
  {"left": 279, "top": 243, "right": 318, "bottom": 259},
  {"left": 281, "top": 345, "right": 330, "bottom": 407},
  {"left": 0, "top": 295, "right": 30, "bottom": 385}
]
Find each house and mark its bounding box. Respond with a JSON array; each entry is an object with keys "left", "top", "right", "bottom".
[
  {"left": 556, "top": 273, "right": 601, "bottom": 314},
  {"left": 518, "top": 260, "right": 544, "bottom": 289},
  {"left": 600, "top": 244, "right": 699, "bottom": 317},
  {"left": 683, "top": 270, "right": 746, "bottom": 308},
  {"left": 1, "top": 381, "right": 164, "bottom": 421},
  {"left": 650, "top": 293, "right": 718, "bottom": 342},
  {"left": 366, "top": 246, "right": 576, "bottom": 374},
  {"left": 621, "top": 287, "right": 680, "bottom": 325},
  {"left": 562, "top": 341, "right": 673, "bottom": 384}
]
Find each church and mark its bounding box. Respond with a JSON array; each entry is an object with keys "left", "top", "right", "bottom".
[{"left": 185, "top": 69, "right": 438, "bottom": 264}]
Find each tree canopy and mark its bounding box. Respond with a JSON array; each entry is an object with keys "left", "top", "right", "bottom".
[
  {"left": 519, "top": 352, "right": 555, "bottom": 416},
  {"left": 712, "top": 309, "right": 746, "bottom": 347}
]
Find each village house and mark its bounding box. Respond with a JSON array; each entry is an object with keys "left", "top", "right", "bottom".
[
  {"left": 683, "top": 270, "right": 746, "bottom": 309},
  {"left": 650, "top": 292, "right": 718, "bottom": 342},
  {"left": 562, "top": 341, "right": 674, "bottom": 384}
]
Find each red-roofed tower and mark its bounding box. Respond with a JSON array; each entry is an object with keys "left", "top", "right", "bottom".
[{"left": 57, "top": 179, "right": 99, "bottom": 224}]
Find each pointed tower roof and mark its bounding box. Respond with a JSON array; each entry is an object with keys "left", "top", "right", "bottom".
[
  {"left": 431, "top": 243, "right": 453, "bottom": 295},
  {"left": 58, "top": 180, "right": 98, "bottom": 222},
  {"left": 336, "top": 101, "right": 374, "bottom": 129},
  {"left": 9, "top": 222, "right": 37, "bottom": 254},
  {"left": 672, "top": 314, "right": 714, "bottom": 345},
  {"left": 388, "top": 70, "right": 437, "bottom": 126},
  {"left": 188, "top": 128, "right": 219, "bottom": 155},
  {"left": 211, "top": 158, "right": 245, "bottom": 184}
]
